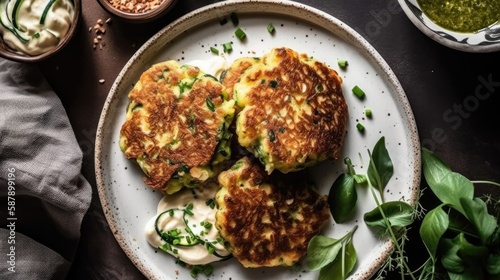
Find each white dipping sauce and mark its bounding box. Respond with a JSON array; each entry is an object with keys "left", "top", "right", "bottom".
[
  {"left": 145, "top": 182, "right": 230, "bottom": 265},
  {"left": 187, "top": 56, "right": 228, "bottom": 79},
  {"left": 0, "top": 0, "right": 75, "bottom": 56}
]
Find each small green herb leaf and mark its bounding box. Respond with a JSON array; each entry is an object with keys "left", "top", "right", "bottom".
[
  {"left": 318, "top": 240, "right": 357, "bottom": 280},
  {"left": 422, "top": 148, "right": 474, "bottom": 214},
  {"left": 367, "top": 136, "right": 393, "bottom": 200},
  {"left": 329, "top": 173, "right": 357, "bottom": 223},
  {"left": 306, "top": 235, "right": 343, "bottom": 271},
  {"left": 419, "top": 205, "right": 449, "bottom": 262},
  {"left": 364, "top": 201, "right": 414, "bottom": 231},
  {"left": 440, "top": 238, "right": 465, "bottom": 274},
  {"left": 486, "top": 254, "right": 500, "bottom": 275},
  {"left": 352, "top": 174, "right": 367, "bottom": 184},
  {"left": 306, "top": 226, "right": 357, "bottom": 273},
  {"left": 460, "top": 197, "right": 497, "bottom": 245}
]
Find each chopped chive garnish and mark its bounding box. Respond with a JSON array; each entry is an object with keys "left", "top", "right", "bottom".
[
  {"left": 235, "top": 27, "right": 246, "bottom": 40},
  {"left": 269, "top": 80, "right": 278, "bottom": 88},
  {"left": 205, "top": 198, "right": 215, "bottom": 209},
  {"left": 338, "top": 59, "right": 348, "bottom": 68},
  {"left": 190, "top": 268, "right": 199, "bottom": 278},
  {"left": 219, "top": 17, "right": 228, "bottom": 25},
  {"left": 202, "top": 265, "right": 213, "bottom": 276},
  {"left": 230, "top": 12, "right": 239, "bottom": 26},
  {"left": 356, "top": 123, "right": 365, "bottom": 132},
  {"left": 203, "top": 222, "right": 213, "bottom": 229},
  {"left": 223, "top": 42, "right": 232, "bottom": 53},
  {"left": 315, "top": 84, "right": 324, "bottom": 92},
  {"left": 365, "top": 108, "right": 372, "bottom": 118},
  {"left": 210, "top": 47, "right": 219, "bottom": 55},
  {"left": 206, "top": 97, "right": 215, "bottom": 111},
  {"left": 267, "top": 23, "right": 275, "bottom": 33},
  {"left": 352, "top": 85, "right": 365, "bottom": 99},
  {"left": 268, "top": 130, "right": 276, "bottom": 142}
]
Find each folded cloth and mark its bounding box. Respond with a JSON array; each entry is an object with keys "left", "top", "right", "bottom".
[{"left": 0, "top": 58, "right": 92, "bottom": 279}]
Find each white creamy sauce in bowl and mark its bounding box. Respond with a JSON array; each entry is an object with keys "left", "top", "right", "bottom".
[
  {"left": 0, "top": 0, "right": 75, "bottom": 56},
  {"left": 145, "top": 182, "right": 231, "bottom": 265}
]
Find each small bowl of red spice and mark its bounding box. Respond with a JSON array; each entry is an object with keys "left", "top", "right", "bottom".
[{"left": 97, "top": 0, "right": 177, "bottom": 23}]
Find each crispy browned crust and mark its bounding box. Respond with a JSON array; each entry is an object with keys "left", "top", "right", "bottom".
[
  {"left": 120, "top": 61, "right": 226, "bottom": 190},
  {"left": 235, "top": 47, "right": 348, "bottom": 173},
  {"left": 221, "top": 57, "right": 259, "bottom": 100},
  {"left": 215, "top": 157, "right": 330, "bottom": 267}
]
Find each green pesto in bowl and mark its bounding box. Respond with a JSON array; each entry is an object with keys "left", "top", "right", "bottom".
[{"left": 417, "top": 0, "right": 500, "bottom": 33}]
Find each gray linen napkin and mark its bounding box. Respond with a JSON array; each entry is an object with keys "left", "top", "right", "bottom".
[{"left": 0, "top": 58, "right": 92, "bottom": 279}]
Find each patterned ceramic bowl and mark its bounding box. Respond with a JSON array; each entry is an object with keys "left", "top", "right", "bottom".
[{"left": 398, "top": 0, "right": 500, "bottom": 53}]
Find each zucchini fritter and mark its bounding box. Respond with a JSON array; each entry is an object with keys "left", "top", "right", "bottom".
[
  {"left": 233, "top": 47, "right": 348, "bottom": 174},
  {"left": 215, "top": 157, "right": 330, "bottom": 268},
  {"left": 119, "top": 60, "right": 235, "bottom": 194}
]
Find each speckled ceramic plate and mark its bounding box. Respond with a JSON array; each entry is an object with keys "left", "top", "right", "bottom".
[
  {"left": 398, "top": 0, "right": 500, "bottom": 53},
  {"left": 95, "top": 1, "right": 421, "bottom": 279}
]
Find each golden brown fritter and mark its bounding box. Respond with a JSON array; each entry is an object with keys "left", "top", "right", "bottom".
[
  {"left": 215, "top": 156, "right": 331, "bottom": 268},
  {"left": 233, "top": 47, "right": 348, "bottom": 174},
  {"left": 119, "top": 60, "right": 235, "bottom": 194}
]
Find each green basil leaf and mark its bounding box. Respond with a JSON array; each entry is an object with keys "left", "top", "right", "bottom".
[
  {"left": 421, "top": 148, "right": 452, "bottom": 186},
  {"left": 460, "top": 197, "right": 497, "bottom": 245},
  {"left": 318, "top": 240, "right": 357, "bottom": 280},
  {"left": 364, "top": 201, "right": 414, "bottom": 231},
  {"left": 487, "top": 253, "right": 500, "bottom": 275},
  {"left": 421, "top": 149, "right": 474, "bottom": 214},
  {"left": 419, "top": 205, "right": 449, "bottom": 262},
  {"left": 367, "top": 136, "right": 393, "bottom": 195},
  {"left": 455, "top": 233, "right": 488, "bottom": 264},
  {"left": 441, "top": 238, "right": 465, "bottom": 274},
  {"left": 329, "top": 173, "right": 357, "bottom": 223},
  {"left": 306, "top": 235, "right": 342, "bottom": 271}
]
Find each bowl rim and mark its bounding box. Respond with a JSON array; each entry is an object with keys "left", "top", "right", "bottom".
[
  {"left": 96, "top": 0, "right": 177, "bottom": 22},
  {"left": 398, "top": 0, "right": 500, "bottom": 53},
  {"left": 0, "top": 0, "right": 82, "bottom": 63}
]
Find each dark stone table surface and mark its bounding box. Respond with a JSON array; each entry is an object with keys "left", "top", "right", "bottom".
[{"left": 37, "top": 0, "right": 500, "bottom": 279}]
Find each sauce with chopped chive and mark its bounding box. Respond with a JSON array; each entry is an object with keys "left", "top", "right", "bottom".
[
  {"left": 0, "top": 0, "right": 75, "bottom": 56},
  {"left": 145, "top": 182, "right": 230, "bottom": 265},
  {"left": 417, "top": 0, "right": 500, "bottom": 33}
]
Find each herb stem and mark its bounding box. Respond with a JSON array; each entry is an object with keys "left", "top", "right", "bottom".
[
  {"left": 345, "top": 157, "right": 355, "bottom": 176},
  {"left": 471, "top": 180, "right": 500, "bottom": 187}
]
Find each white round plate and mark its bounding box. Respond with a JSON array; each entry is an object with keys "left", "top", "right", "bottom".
[
  {"left": 95, "top": 1, "right": 421, "bottom": 279},
  {"left": 398, "top": 0, "right": 500, "bottom": 53}
]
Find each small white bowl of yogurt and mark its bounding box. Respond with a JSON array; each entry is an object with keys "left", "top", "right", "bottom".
[
  {"left": 0, "top": 0, "right": 81, "bottom": 62},
  {"left": 398, "top": 0, "right": 500, "bottom": 53}
]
